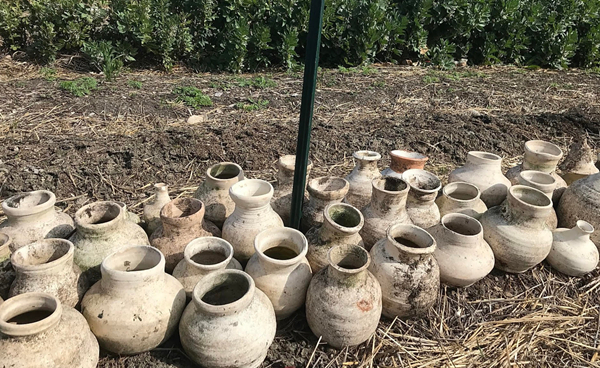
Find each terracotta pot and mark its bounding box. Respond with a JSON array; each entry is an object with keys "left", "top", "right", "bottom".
[
  {"left": 560, "top": 138, "right": 599, "bottom": 185},
  {"left": 150, "top": 198, "right": 221, "bottom": 273},
  {"left": 480, "top": 185, "right": 554, "bottom": 273},
  {"left": 143, "top": 183, "right": 171, "bottom": 236},
  {"left": 194, "top": 162, "right": 245, "bottom": 228},
  {"left": 435, "top": 182, "right": 487, "bottom": 219},
  {"left": 381, "top": 149, "right": 428, "bottom": 177},
  {"left": 179, "top": 270, "right": 276, "bottom": 368},
  {"left": 70, "top": 201, "right": 149, "bottom": 283},
  {"left": 306, "top": 245, "right": 382, "bottom": 348},
  {"left": 429, "top": 214, "right": 494, "bottom": 287},
  {"left": 0, "top": 190, "right": 75, "bottom": 251},
  {"left": 344, "top": 150, "right": 382, "bottom": 209},
  {"left": 0, "top": 233, "right": 11, "bottom": 262},
  {"left": 449, "top": 151, "right": 511, "bottom": 207},
  {"left": 81, "top": 246, "right": 186, "bottom": 355},
  {"left": 223, "top": 179, "right": 284, "bottom": 264},
  {"left": 517, "top": 170, "right": 558, "bottom": 229},
  {"left": 301, "top": 176, "right": 349, "bottom": 232},
  {"left": 271, "top": 155, "right": 313, "bottom": 225},
  {"left": 306, "top": 203, "right": 364, "bottom": 273},
  {"left": 9, "top": 239, "right": 88, "bottom": 308},
  {"left": 173, "top": 237, "right": 242, "bottom": 299},
  {"left": 360, "top": 176, "right": 413, "bottom": 250},
  {"left": 402, "top": 169, "right": 442, "bottom": 228},
  {"left": 246, "top": 227, "right": 312, "bottom": 319},
  {"left": 0, "top": 292, "right": 99, "bottom": 367},
  {"left": 115, "top": 201, "right": 141, "bottom": 225},
  {"left": 547, "top": 220, "right": 599, "bottom": 277},
  {"left": 557, "top": 172, "right": 600, "bottom": 245},
  {"left": 369, "top": 223, "right": 439, "bottom": 318}
]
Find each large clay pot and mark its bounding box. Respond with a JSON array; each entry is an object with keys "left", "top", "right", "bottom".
[
  {"left": 0, "top": 190, "right": 75, "bottom": 251},
  {"left": 435, "top": 182, "right": 487, "bottom": 220},
  {"left": 179, "top": 270, "right": 276, "bottom": 368},
  {"left": 306, "top": 203, "right": 364, "bottom": 273},
  {"left": 150, "top": 198, "right": 221, "bottom": 273},
  {"left": 0, "top": 233, "right": 11, "bottom": 262},
  {"left": 271, "top": 155, "right": 313, "bottom": 225},
  {"left": 558, "top": 172, "right": 600, "bottom": 244},
  {"left": 547, "top": 220, "right": 599, "bottom": 276},
  {"left": 306, "top": 245, "right": 382, "bottom": 348},
  {"left": 480, "top": 185, "right": 554, "bottom": 273},
  {"left": 369, "top": 223, "right": 439, "bottom": 318},
  {"left": 194, "top": 162, "right": 245, "bottom": 228},
  {"left": 517, "top": 170, "right": 558, "bottom": 229},
  {"left": 0, "top": 292, "right": 99, "bottom": 367},
  {"left": 301, "top": 176, "right": 349, "bottom": 232},
  {"left": 381, "top": 149, "right": 428, "bottom": 178},
  {"left": 344, "top": 150, "right": 382, "bottom": 209},
  {"left": 402, "top": 169, "right": 441, "bottom": 228},
  {"left": 360, "top": 177, "right": 413, "bottom": 250},
  {"left": 429, "top": 214, "right": 494, "bottom": 287},
  {"left": 245, "top": 227, "right": 312, "bottom": 319},
  {"left": 173, "top": 237, "right": 242, "bottom": 299},
  {"left": 81, "top": 246, "right": 186, "bottom": 355},
  {"left": 9, "top": 239, "right": 88, "bottom": 308},
  {"left": 143, "top": 183, "right": 171, "bottom": 236},
  {"left": 223, "top": 179, "right": 284, "bottom": 264},
  {"left": 70, "top": 201, "right": 149, "bottom": 283},
  {"left": 560, "top": 138, "right": 599, "bottom": 185}
]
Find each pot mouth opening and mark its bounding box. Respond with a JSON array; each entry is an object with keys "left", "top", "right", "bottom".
[
  {"left": 353, "top": 150, "right": 381, "bottom": 161},
  {"left": 154, "top": 182, "right": 168, "bottom": 191},
  {"left": 374, "top": 176, "right": 408, "bottom": 193},
  {"left": 327, "top": 204, "right": 362, "bottom": 228},
  {"left": 443, "top": 182, "right": 479, "bottom": 201},
  {"left": 186, "top": 237, "right": 233, "bottom": 269},
  {"left": 0, "top": 233, "right": 11, "bottom": 249},
  {"left": 576, "top": 220, "right": 594, "bottom": 234},
  {"left": 3, "top": 190, "right": 55, "bottom": 215},
  {"left": 309, "top": 177, "right": 348, "bottom": 193},
  {"left": 104, "top": 246, "right": 162, "bottom": 273},
  {"left": 0, "top": 293, "right": 62, "bottom": 336},
  {"left": 391, "top": 149, "right": 427, "bottom": 160},
  {"left": 441, "top": 214, "right": 482, "bottom": 236},
  {"left": 162, "top": 198, "right": 202, "bottom": 219},
  {"left": 231, "top": 179, "right": 272, "bottom": 198},
  {"left": 208, "top": 163, "right": 242, "bottom": 180},
  {"left": 255, "top": 228, "right": 307, "bottom": 265},
  {"left": 469, "top": 151, "right": 501, "bottom": 162},
  {"left": 525, "top": 140, "right": 563, "bottom": 158},
  {"left": 12, "top": 239, "right": 72, "bottom": 268},
  {"left": 387, "top": 223, "right": 436, "bottom": 254},
  {"left": 402, "top": 169, "right": 441, "bottom": 192},
  {"left": 327, "top": 245, "right": 370, "bottom": 274},
  {"left": 509, "top": 185, "right": 552, "bottom": 208},
  {"left": 76, "top": 201, "right": 121, "bottom": 226},
  {"left": 519, "top": 170, "right": 556, "bottom": 186},
  {"left": 197, "top": 270, "right": 251, "bottom": 306}
]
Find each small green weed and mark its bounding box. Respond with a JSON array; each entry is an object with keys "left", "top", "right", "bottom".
[
  {"left": 173, "top": 86, "right": 213, "bottom": 108},
  {"left": 234, "top": 76, "right": 276, "bottom": 89},
  {"left": 59, "top": 77, "right": 98, "bottom": 97},
  {"left": 40, "top": 67, "right": 57, "bottom": 81},
  {"left": 338, "top": 65, "right": 378, "bottom": 75},
  {"left": 372, "top": 80, "right": 386, "bottom": 88},
  {"left": 236, "top": 98, "right": 269, "bottom": 111},
  {"left": 423, "top": 75, "right": 440, "bottom": 84},
  {"left": 128, "top": 80, "right": 143, "bottom": 89},
  {"left": 587, "top": 67, "right": 600, "bottom": 75}
]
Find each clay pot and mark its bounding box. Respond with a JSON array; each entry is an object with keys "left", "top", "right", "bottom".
[
  {"left": 306, "top": 245, "right": 382, "bottom": 348},
  {"left": 179, "top": 270, "right": 276, "bottom": 368},
  {"left": 0, "top": 292, "right": 99, "bottom": 368},
  {"left": 547, "top": 220, "right": 599, "bottom": 277},
  {"left": 429, "top": 214, "right": 494, "bottom": 287},
  {"left": 557, "top": 173, "right": 600, "bottom": 244},
  {"left": 115, "top": 201, "right": 141, "bottom": 225},
  {"left": 81, "top": 246, "right": 186, "bottom": 355},
  {"left": 223, "top": 179, "right": 284, "bottom": 264},
  {"left": 301, "top": 176, "right": 349, "bottom": 232},
  {"left": 360, "top": 176, "right": 413, "bottom": 250},
  {"left": 271, "top": 155, "right": 313, "bottom": 225},
  {"left": 194, "top": 162, "right": 245, "bottom": 228},
  {"left": 480, "top": 185, "right": 554, "bottom": 273},
  {"left": 560, "top": 138, "right": 599, "bottom": 185},
  {"left": 173, "top": 237, "right": 242, "bottom": 299},
  {"left": 143, "top": 183, "right": 171, "bottom": 236},
  {"left": 381, "top": 149, "right": 428, "bottom": 177},
  {"left": 9, "top": 239, "right": 88, "bottom": 308},
  {"left": 369, "top": 223, "right": 439, "bottom": 318},
  {"left": 344, "top": 150, "right": 382, "bottom": 209},
  {"left": 402, "top": 169, "right": 442, "bottom": 228},
  {"left": 150, "top": 198, "right": 221, "bottom": 273},
  {"left": 517, "top": 170, "right": 558, "bottom": 229},
  {"left": 306, "top": 203, "right": 364, "bottom": 273},
  {"left": 246, "top": 227, "right": 312, "bottom": 319},
  {"left": 0, "top": 190, "right": 75, "bottom": 251},
  {"left": 435, "top": 182, "right": 487, "bottom": 220},
  {"left": 0, "top": 233, "right": 11, "bottom": 262}
]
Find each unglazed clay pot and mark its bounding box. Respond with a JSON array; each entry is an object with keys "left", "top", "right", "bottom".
[
  {"left": 115, "top": 201, "right": 141, "bottom": 225},
  {"left": 223, "top": 179, "right": 284, "bottom": 264},
  {"left": 81, "top": 246, "right": 186, "bottom": 355},
  {"left": 0, "top": 293, "right": 99, "bottom": 368},
  {"left": 547, "top": 220, "right": 599, "bottom": 276},
  {"left": 436, "top": 182, "right": 487, "bottom": 220},
  {"left": 429, "top": 214, "right": 494, "bottom": 287},
  {"left": 306, "top": 245, "right": 382, "bottom": 348},
  {"left": 245, "top": 227, "right": 312, "bottom": 319},
  {"left": 480, "top": 185, "right": 554, "bottom": 273},
  {"left": 558, "top": 173, "right": 600, "bottom": 244},
  {"left": 360, "top": 177, "right": 413, "bottom": 250},
  {"left": 271, "top": 155, "right": 313, "bottom": 225},
  {"left": 0, "top": 233, "right": 11, "bottom": 262},
  {"left": 150, "top": 198, "right": 221, "bottom": 273},
  {"left": 369, "top": 223, "right": 439, "bottom": 318},
  {"left": 517, "top": 170, "right": 558, "bottom": 229},
  {"left": 402, "top": 169, "right": 442, "bottom": 228},
  {"left": 301, "top": 176, "right": 349, "bottom": 232},
  {"left": 70, "top": 201, "right": 150, "bottom": 283},
  {"left": 344, "top": 150, "right": 382, "bottom": 209},
  {"left": 180, "top": 270, "right": 276, "bottom": 368},
  {"left": 381, "top": 149, "right": 428, "bottom": 178},
  {"left": 194, "top": 162, "right": 245, "bottom": 228},
  {"left": 0, "top": 190, "right": 75, "bottom": 251},
  {"left": 306, "top": 203, "right": 364, "bottom": 273},
  {"left": 560, "top": 138, "right": 599, "bottom": 185},
  {"left": 143, "top": 183, "right": 171, "bottom": 235},
  {"left": 173, "top": 237, "right": 242, "bottom": 299},
  {"left": 9, "top": 239, "right": 87, "bottom": 308},
  {"left": 449, "top": 151, "right": 511, "bottom": 207}
]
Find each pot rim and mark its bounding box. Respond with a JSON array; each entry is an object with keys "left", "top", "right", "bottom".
[
  {"left": 508, "top": 185, "right": 553, "bottom": 209},
  {"left": 229, "top": 179, "right": 274, "bottom": 206},
  {"left": 307, "top": 177, "right": 349, "bottom": 199},
  {"left": 440, "top": 213, "right": 482, "bottom": 238},
  {"left": 160, "top": 197, "right": 204, "bottom": 224},
  {"left": 524, "top": 140, "right": 563, "bottom": 160},
  {"left": 390, "top": 149, "right": 428, "bottom": 162},
  {"left": 576, "top": 220, "right": 594, "bottom": 234},
  {"left": 386, "top": 223, "right": 436, "bottom": 255},
  {"left": 442, "top": 182, "right": 481, "bottom": 203},
  {"left": 372, "top": 176, "right": 410, "bottom": 195},
  {"left": 206, "top": 162, "right": 244, "bottom": 182},
  {"left": 75, "top": 201, "right": 123, "bottom": 231},
  {"left": 467, "top": 151, "right": 502, "bottom": 162},
  {"left": 2, "top": 190, "right": 56, "bottom": 218},
  {"left": 11, "top": 239, "right": 74, "bottom": 273},
  {"left": 184, "top": 237, "right": 234, "bottom": 271},
  {"left": 326, "top": 244, "right": 371, "bottom": 275},
  {"left": 323, "top": 203, "right": 364, "bottom": 234},
  {"left": 192, "top": 269, "right": 254, "bottom": 316},
  {"left": 353, "top": 150, "right": 381, "bottom": 161},
  {"left": 101, "top": 245, "right": 165, "bottom": 282},
  {"left": 278, "top": 155, "right": 313, "bottom": 171},
  {"left": 401, "top": 169, "right": 442, "bottom": 194},
  {"left": 254, "top": 227, "right": 308, "bottom": 267},
  {"left": 518, "top": 170, "right": 557, "bottom": 192},
  {"left": 0, "top": 292, "right": 62, "bottom": 337}
]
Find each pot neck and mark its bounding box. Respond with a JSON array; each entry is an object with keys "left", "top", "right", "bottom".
[
  {"left": 205, "top": 163, "right": 244, "bottom": 190},
  {"left": 0, "top": 293, "right": 62, "bottom": 337},
  {"left": 101, "top": 246, "right": 165, "bottom": 292},
  {"left": 522, "top": 157, "right": 558, "bottom": 173},
  {"left": 8, "top": 206, "right": 56, "bottom": 224},
  {"left": 2, "top": 190, "right": 57, "bottom": 221},
  {"left": 326, "top": 245, "right": 371, "bottom": 286},
  {"left": 437, "top": 214, "right": 482, "bottom": 248},
  {"left": 564, "top": 220, "right": 594, "bottom": 242},
  {"left": 465, "top": 151, "right": 502, "bottom": 170},
  {"left": 523, "top": 141, "right": 562, "bottom": 173},
  {"left": 504, "top": 186, "right": 552, "bottom": 224},
  {"left": 254, "top": 228, "right": 307, "bottom": 272},
  {"left": 384, "top": 223, "right": 436, "bottom": 264},
  {"left": 183, "top": 237, "right": 234, "bottom": 276},
  {"left": 11, "top": 239, "right": 75, "bottom": 276},
  {"left": 389, "top": 150, "right": 427, "bottom": 173},
  {"left": 75, "top": 202, "right": 125, "bottom": 238},
  {"left": 441, "top": 182, "right": 481, "bottom": 209},
  {"left": 320, "top": 203, "right": 364, "bottom": 240},
  {"left": 152, "top": 183, "right": 171, "bottom": 204},
  {"left": 370, "top": 178, "right": 410, "bottom": 216},
  {"left": 192, "top": 270, "right": 254, "bottom": 317},
  {"left": 160, "top": 198, "right": 205, "bottom": 233}
]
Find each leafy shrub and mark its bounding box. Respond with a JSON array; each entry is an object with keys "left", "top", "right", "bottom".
[
  {"left": 173, "top": 86, "right": 213, "bottom": 108},
  {"left": 59, "top": 77, "right": 98, "bottom": 96}
]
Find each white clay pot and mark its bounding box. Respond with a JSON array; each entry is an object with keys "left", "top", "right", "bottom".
[
  {"left": 142, "top": 183, "right": 171, "bottom": 235},
  {"left": 547, "top": 220, "right": 599, "bottom": 277},
  {"left": 301, "top": 176, "right": 349, "bottom": 232},
  {"left": 402, "top": 169, "right": 442, "bottom": 228},
  {"left": 344, "top": 150, "right": 382, "bottom": 209},
  {"left": 271, "top": 155, "right": 312, "bottom": 226},
  {"left": 435, "top": 182, "right": 487, "bottom": 220},
  {"left": 517, "top": 170, "right": 558, "bottom": 229}
]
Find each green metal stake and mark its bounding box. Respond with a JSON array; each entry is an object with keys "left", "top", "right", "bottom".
[{"left": 289, "top": 0, "right": 325, "bottom": 230}]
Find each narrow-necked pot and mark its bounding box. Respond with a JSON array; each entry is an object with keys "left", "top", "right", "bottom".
[
  {"left": 381, "top": 149, "right": 428, "bottom": 178},
  {"left": 435, "top": 182, "right": 487, "bottom": 219},
  {"left": 344, "top": 150, "right": 382, "bottom": 209},
  {"left": 271, "top": 155, "right": 313, "bottom": 226},
  {"left": 547, "top": 220, "right": 599, "bottom": 277},
  {"left": 301, "top": 176, "right": 349, "bottom": 232},
  {"left": 402, "top": 169, "right": 442, "bottom": 228},
  {"left": 143, "top": 183, "right": 171, "bottom": 236}
]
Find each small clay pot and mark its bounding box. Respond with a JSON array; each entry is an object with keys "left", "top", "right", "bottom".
[
  {"left": 301, "top": 176, "right": 349, "bottom": 232},
  {"left": 0, "top": 233, "right": 11, "bottom": 262},
  {"left": 381, "top": 149, "right": 428, "bottom": 177},
  {"left": 271, "top": 155, "right": 313, "bottom": 225},
  {"left": 344, "top": 150, "right": 382, "bottom": 209},
  {"left": 402, "top": 169, "right": 442, "bottom": 228},
  {"left": 435, "top": 182, "right": 487, "bottom": 219},
  {"left": 517, "top": 170, "right": 558, "bottom": 229},
  {"left": 143, "top": 183, "right": 171, "bottom": 236},
  {"left": 547, "top": 220, "right": 599, "bottom": 277}
]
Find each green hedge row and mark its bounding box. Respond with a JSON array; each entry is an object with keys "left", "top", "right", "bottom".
[{"left": 1, "top": 0, "right": 599, "bottom": 72}]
